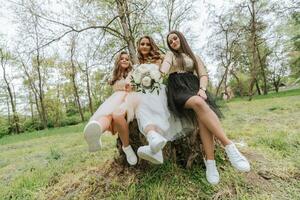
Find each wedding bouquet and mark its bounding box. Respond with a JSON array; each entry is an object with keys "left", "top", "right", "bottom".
[{"left": 130, "top": 63, "right": 163, "bottom": 94}]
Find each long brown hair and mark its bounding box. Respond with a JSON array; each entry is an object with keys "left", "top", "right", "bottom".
[
  {"left": 109, "top": 51, "right": 132, "bottom": 85},
  {"left": 167, "top": 31, "right": 197, "bottom": 70},
  {"left": 137, "top": 36, "right": 162, "bottom": 64}
]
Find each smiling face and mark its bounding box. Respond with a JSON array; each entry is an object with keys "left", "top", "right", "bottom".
[
  {"left": 138, "top": 37, "right": 151, "bottom": 57},
  {"left": 167, "top": 33, "right": 181, "bottom": 51},
  {"left": 119, "top": 53, "right": 130, "bottom": 69}
]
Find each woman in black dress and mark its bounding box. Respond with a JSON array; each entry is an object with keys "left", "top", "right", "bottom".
[{"left": 161, "top": 31, "right": 250, "bottom": 185}]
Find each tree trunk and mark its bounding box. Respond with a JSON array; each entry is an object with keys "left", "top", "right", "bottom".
[
  {"left": 231, "top": 70, "right": 243, "bottom": 97},
  {"left": 70, "top": 40, "right": 85, "bottom": 122},
  {"left": 256, "top": 46, "right": 268, "bottom": 95},
  {"left": 1, "top": 51, "right": 20, "bottom": 134},
  {"left": 255, "top": 79, "right": 261, "bottom": 95},
  {"left": 21, "top": 62, "right": 43, "bottom": 125},
  {"left": 116, "top": 0, "right": 138, "bottom": 64},
  {"left": 70, "top": 67, "right": 85, "bottom": 122},
  {"left": 6, "top": 95, "right": 11, "bottom": 125},
  {"left": 35, "top": 31, "right": 48, "bottom": 129},
  {"left": 29, "top": 91, "right": 35, "bottom": 121},
  {"left": 275, "top": 85, "right": 279, "bottom": 93},
  {"left": 273, "top": 78, "right": 280, "bottom": 93},
  {"left": 85, "top": 65, "right": 94, "bottom": 115},
  {"left": 216, "top": 72, "right": 226, "bottom": 97},
  {"left": 248, "top": 0, "right": 259, "bottom": 101},
  {"left": 248, "top": 79, "right": 255, "bottom": 101},
  {"left": 115, "top": 120, "right": 205, "bottom": 169}
]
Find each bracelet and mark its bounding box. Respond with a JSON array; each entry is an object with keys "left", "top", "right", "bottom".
[{"left": 200, "top": 87, "right": 207, "bottom": 91}]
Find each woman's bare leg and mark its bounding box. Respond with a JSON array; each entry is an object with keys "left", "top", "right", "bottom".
[
  {"left": 185, "top": 96, "right": 231, "bottom": 146},
  {"left": 198, "top": 121, "right": 215, "bottom": 160},
  {"left": 96, "top": 115, "right": 112, "bottom": 132},
  {"left": 112, "top": 109, "right": 129, "bottom": 147}
]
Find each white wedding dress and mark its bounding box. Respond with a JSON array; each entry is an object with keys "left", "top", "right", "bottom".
[{"left": 135, "top": 64, "right": 194, "bottom": 141}]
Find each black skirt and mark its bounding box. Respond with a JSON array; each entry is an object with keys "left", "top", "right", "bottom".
[{"left": 166, "top": 72, "right": 223, "bottom": 122}]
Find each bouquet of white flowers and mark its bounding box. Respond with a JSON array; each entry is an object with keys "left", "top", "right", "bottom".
[{"left": 130, "top": 63, "right": 163, "bottom": 94}]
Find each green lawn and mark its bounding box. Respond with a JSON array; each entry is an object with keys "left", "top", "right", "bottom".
[{"left": 0, "top": 92, "right": 299, "bottom": 200}]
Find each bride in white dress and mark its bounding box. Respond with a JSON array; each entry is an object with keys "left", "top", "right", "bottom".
[{"left": 134, "top": 36, "right": 192, "bottom": 164}]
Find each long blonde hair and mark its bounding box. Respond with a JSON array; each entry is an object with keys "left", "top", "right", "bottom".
[{"left": 109, "top": 51, "right": 133, "bottom": 85}]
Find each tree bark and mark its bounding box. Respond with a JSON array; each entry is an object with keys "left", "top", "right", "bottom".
[
  {"left": 116, "top": 0, "right": 138, "bottom": 64},
  {"left": 248, "top": 0, "right": 259, "bottom": 101},
  {"left": 70, "top": 39, "right": 85, "bottom": 122},
  {"left": 256, "top": 46, "right": 268, "bottom": 95},
  {"left": 115, "top": 120, "right": 205, "bottom": 169},
  {"left": 33, "top": 21, "right": 48, "bottom": 129},
  {"left": 255, "top": 79, "right": 261, "bottom": 95},
  {"left": 231, "top": 71, "right": 244, "bottom": 97},
  {"left": 1, "top": 49, "right": 20, "bottom": 134},
  {"left": 86, "top": 69, "right": 93, "bottom": 115},
  {"left": 29, "top": 91, "right": 35, "bottom": 121}
]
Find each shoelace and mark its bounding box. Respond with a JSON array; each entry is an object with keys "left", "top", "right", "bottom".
[{"left": 229, "top": 146, "right": 245, "bottom": 161}]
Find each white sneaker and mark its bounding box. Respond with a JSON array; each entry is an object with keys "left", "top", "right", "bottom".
[
  {"left": 147, "top": 131, "right": 167, "bottom": 154},
  {"left": 204, "top": 160, "right": 220, "bottom": 185},
  {"left": 122, "top": 145, "right": 138, "bottom": 166},
  {"left": 225, "top": 143, "right": 250, "bottom": 172},
  {"left": 137, "top": 145, "right": 163, "bottom": 164},
  {"left": 84, "top": 121, "right": 103, "bottom": 152}
]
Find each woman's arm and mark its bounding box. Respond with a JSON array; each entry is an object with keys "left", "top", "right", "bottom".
[
  {"left": 195, "top": 55, "right": 209, "bottom": 91},
  {"left": 160, "top": 51, "right": 173, "bottom": 74}
]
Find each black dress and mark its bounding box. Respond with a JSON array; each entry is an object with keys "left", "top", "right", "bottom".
[{"left": 164, "top": 52, "right": 223, "bottom": 123}]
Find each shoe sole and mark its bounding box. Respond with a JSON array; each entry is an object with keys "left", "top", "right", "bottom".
[
  {"left": 123, "top": 148, "right": 138, "bottom": 166},
  {"left": 207, "top": 179, "right": 219, "bottom": 185},
  {"left": 137, "top": 150, "right": 163, "bottom": 164},
  {"left": 84, "top": 122, "right": 102, "bottom": 152},
  {"left": 206, "top": 172, "right": 220, "bottom": 185}
]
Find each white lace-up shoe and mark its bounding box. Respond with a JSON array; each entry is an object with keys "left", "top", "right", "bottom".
[
  {"left": 122, "top": 145, "right": 138, "bottom": 165},
  {"left": 204, "top": 160, "right": 220, "bottom": 185},
  {"left": 137, "top": 145, "right": 163, "bottom": 164},
  {"left": 147, "top": 131, "right": 167, "bottom": 154},
  {"left": 225, "top": 143, "right": 250, "bottom": 172},
  {"left": 84, "top": 121, "right": 103, "bottom": 152}
]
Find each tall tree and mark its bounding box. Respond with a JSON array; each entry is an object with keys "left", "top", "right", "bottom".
[
  {"left": 0, "top": 48, "right": 20, "bottom": 134},
  {"left": 68, "top": 34, "right": 85, "bottom": 122}
]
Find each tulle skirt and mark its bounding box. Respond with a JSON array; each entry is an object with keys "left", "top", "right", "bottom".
[
  {"left": 135, "top": 85, "right": 195, "bottom": 141},
  {"left": 89, "top": 91, "right": 140, "bottom": 134},
  {"left": 166, "top": 72, "right": 223, "bottom": 124}
]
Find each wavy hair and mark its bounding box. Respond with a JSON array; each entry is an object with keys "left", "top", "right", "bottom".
[
  {"left": 137, "top": 36, "right": 162, "bottom": 64},
  {"left": 109, "top": 51, "right": 133, "bottom": 85}
]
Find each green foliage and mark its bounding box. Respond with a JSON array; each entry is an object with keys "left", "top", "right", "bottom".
[
  {"left": 47, "top": 148, "right": 63, "bottom": 160},
  {"left": 288, "top": 11, "right": 300, "bottom": 77},
  {"left": 45, "top": 91, "right": 66, "bottom": 128},
  {"left": 0, "top": 121, "right": 9, "bottom": 138},
  {"left": 66, "top": 106, "right": 79, "bottom": 117},
  {"left": 22, "top": 118, "right": 43, "bottom": 132},
  {"left": 60, "top": 115, "right": 82, "bottom": 126},
  {"left": 228, "top": 72, "right": 251, "bottom": 96}
]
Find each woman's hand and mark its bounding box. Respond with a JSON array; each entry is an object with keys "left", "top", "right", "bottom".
[
  {"left": 197, "top": 88, "right": 207, "bottom": 100},
  {"left": 125, "top": 83, "right": 133, "bottom": 92}
]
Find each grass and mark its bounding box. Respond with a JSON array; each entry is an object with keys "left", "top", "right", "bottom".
[
  {"left": 229, "top": 87, "right": 300, "bottom": 102},
  {"left": 0, "top": 124, "right": 85, "bottom": 145},
  {"left": 0, "top": 90, "right": 299, "bottom": 199}
]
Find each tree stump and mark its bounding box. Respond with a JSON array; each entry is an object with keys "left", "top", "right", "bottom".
[{"left": 115, "top": 119, "right": 205, "bottom": 169}]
